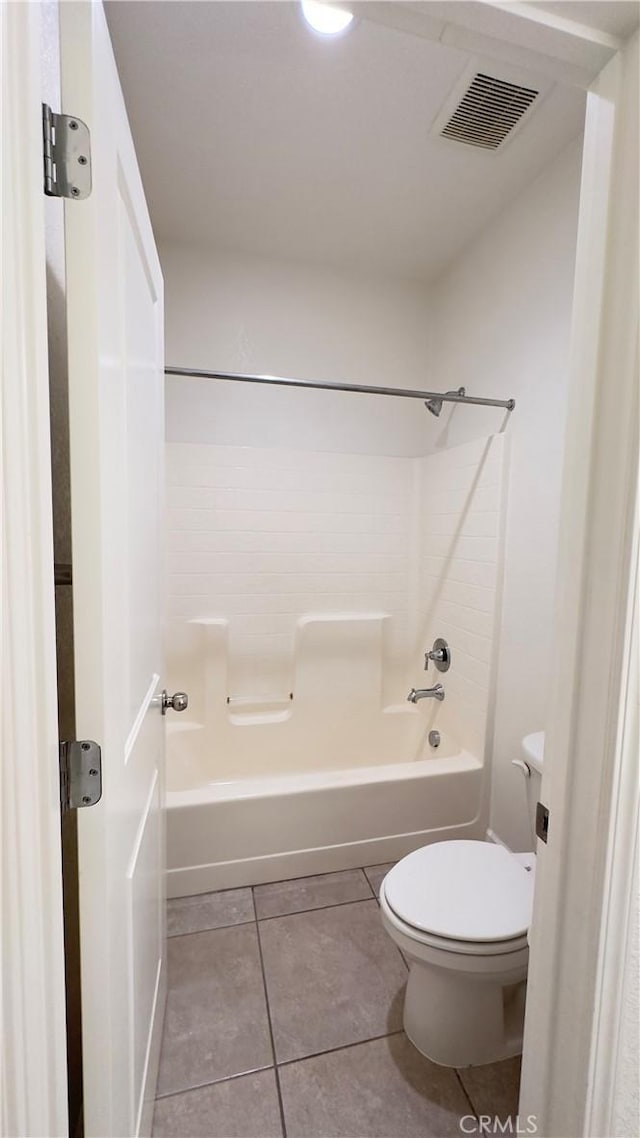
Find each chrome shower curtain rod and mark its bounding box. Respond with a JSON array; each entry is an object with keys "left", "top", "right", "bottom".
[{"left": 164, "top": 366, "right": 515, "bottom": 413}]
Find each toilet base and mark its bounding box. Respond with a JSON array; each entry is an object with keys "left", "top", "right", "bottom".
[{"left": 402, "top": 959, "right": 527, "bottom": 1068}]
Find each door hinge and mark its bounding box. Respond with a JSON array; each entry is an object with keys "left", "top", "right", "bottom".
[
  {"left": 42, "top": 103, "right": 92, "bottom": 200},
  {"left": 60, "top": 740, "right": 102, "bottom": 812},
  {"left": 536, "top": 801, "right": 549, "bottom": 844}
]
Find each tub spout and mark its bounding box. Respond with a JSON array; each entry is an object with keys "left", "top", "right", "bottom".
[{"left": 407, "top": 684, "right": 445, "bottom": 703}]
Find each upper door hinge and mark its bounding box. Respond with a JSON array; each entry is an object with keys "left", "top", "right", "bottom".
[
  {"left": 42, "top": 103, "right": 92, "bottom": 200},
  {"left": 60, "top": 740, "right": 102, "bottom": 812}
]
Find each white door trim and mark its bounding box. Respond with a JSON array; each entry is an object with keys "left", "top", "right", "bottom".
[
  {"left": 520, "top": 30, "right": 639, "bottom": 1138},
  {"left": 586, "top": 519, "right": 639, "bottom": 1138},
  {"left": 0, "top": 2, "right": 69, "bottom": 1136}
]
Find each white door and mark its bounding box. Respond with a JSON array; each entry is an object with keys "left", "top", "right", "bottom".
[{"left": 60, "top": 3, "right": 168, "bottom": 1135}]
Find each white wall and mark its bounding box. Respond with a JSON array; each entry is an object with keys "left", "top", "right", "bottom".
[
  {"left": 429, "top": 141, "right": 583, "bottom": 849},
  {"left": 162, "top": 245, "right": 436, "bottom": 458}
]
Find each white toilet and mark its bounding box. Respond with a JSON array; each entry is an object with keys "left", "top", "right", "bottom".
[{"left": 380, "top": 733, "right": 543, "bottom": 1068}]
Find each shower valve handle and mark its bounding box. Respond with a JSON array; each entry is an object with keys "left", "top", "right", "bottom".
[{"left": 424, "top": 638, "right": 451, "bottom": 673}]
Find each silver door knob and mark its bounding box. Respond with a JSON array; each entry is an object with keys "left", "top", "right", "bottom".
[{"left": 161, "top": 690, "right": 188, "bottom": 715}]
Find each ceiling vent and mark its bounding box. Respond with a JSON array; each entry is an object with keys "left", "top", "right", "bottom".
[{"left": 439, "top": 72, "right": 540, "bottom": 151}]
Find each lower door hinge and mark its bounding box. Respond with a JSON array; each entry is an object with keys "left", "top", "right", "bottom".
[
  {"left": 42, "top": 103, "right": 92, "bottom": 199},
  {"left": 60, "top": 740, "right": 102, "bottom": 812},
  {"left": 536, "top": 801, "right": 550, "bottom": 844}
]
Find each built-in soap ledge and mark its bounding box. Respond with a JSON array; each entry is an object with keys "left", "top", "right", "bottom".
[
  {"left": 226, "top": 694, "right": 293, "bottom": 707},
  {"left": 226, "top": 693, "right": 294, "bottom": 726},
  {"left": 188, "top": 617, "right": 229, "bottom": 628},
  {"left": 296, "top": 611, "right": 391, "bottom": 626}
]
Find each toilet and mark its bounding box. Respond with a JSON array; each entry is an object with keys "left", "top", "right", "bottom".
[{"left": 380, "top": 733, "right": 543, "bottom": 1068}]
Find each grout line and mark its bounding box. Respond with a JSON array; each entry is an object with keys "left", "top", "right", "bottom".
[
  {"left": 168, "top": 507, "right": 410, "bottom": 519},
  {"left": 168, "top": 570, "right": 407, "bottom": 578},
  {"left": 169, "top": 490, "right": 410, "bottom": 504},
  {"left": 168, "top": 595, "right": 406, "bottom": 604},
  {"left": 420, "top": 571, "right": 494, "bottom": 594},
  {"left": 418, "top": 620, "right": 492, "bottom": 651},
  {"left": 167, "top": 529, "right": 411, "bottom": 537},
  {"left": 168, "top": 917, "right": 255, "bottom": 939},
  {"left": 249, "top": 887, "right": 259, "bottom": 924},
  {"left": 360, "top": 867, "right": 377, "bottom": 900},
  {"left": 170, "top": 883, "right": 258, "bottom": 898},
  {"left": 168, "top": 882, "right": 385, "bottom": 933},
  {"left": 256, "top": 895, "right": 377, "bottom": 924},
  {"left": 168, "top": 551, "right": 406, "bottom": 560},
  {"left": 251, "top": 869, "right": 375, "bottom": 887},
  {"left": 155, "top": 1063, "right": 274, "bottom": 1101},
  {"left": 420, "top": 553, "right": 499, "bottom": 568},
  {"left": 370, "top": 893, "right": 410, "bottom": 972},
  {"left": 253, "top": 898, "right": 289, "bottom": 1138},
  {"left": 275, "top": 1030, "right": 406, "bottom": 1070},
  {"left": 169, "top": 546, "right": 408, "bottom": 554},
  {"left": 254, "top": 866, "right": 380, "bottom": 893},
  {"left": 454, "top": 1069, "right": 481, "bottom": 1124}
]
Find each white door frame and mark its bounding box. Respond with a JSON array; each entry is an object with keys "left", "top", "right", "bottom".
[
  {"left": 520, "top": 29, "right": 639, "bottom": 1137},
  {"left": 0, "top": 3, "right": 68, "bottom": 1136},
  {"left": 1, "top": 4, "right": 637, "bottom": 1137}
]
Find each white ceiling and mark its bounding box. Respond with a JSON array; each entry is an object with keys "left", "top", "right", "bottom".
[
  {"left": 105, "top": 1, "right": 588, "bottom": 283},
  {"left": 527, "top": 2, "right": 639, "bottom": 38}
]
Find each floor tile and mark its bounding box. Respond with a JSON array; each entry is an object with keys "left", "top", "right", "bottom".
[
  {"left": 157, "top": 924, "right": 272, "bottom": 1096},
  {"left": 254, "top": 869, "right": 372, "bottom": 919},
  {"left": 167, "top": 887, "right": 254, "bottom": 937},
  {"left": 259, "top": 899, "right": 406, "bottom": 1063},
  {"left": 279, "top": 1033, "right": 471, "bottom": 1137},
  {"left": 363, "top": 862, "right": 396, "bottom": 897},
  {"left": 458, "top": 1055, "right": 522, "bottom": 1122},
  {"left": 152, "top": 1069, "right": 283, "bottom": 1138}
]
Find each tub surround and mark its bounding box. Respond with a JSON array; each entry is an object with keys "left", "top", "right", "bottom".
[
  {"left": 166, "top": 434, "right": 507, "bottom": 778},
  {"left": 167, "top": 613, "right": 421, "bottom": 781},
  {"left": 166, "top": 442, "right": 414, "bottom": 708}
]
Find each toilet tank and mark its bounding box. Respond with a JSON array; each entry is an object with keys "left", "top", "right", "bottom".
[{"left": 520, "top": 732, "right": 544, "bottom": 834}]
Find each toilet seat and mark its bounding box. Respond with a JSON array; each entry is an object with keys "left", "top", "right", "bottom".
[
  {"left": 380, "top": 887, "right": 529, "bottom": 958},
  {"left": 383, "top": 840, "right": 534, "bottom": 947}
]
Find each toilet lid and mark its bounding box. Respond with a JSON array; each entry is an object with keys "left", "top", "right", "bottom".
[{"left": 383, "top": 841, "right": 534, "bottom": 943}]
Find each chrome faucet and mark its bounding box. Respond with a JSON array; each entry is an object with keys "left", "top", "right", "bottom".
[{"left": 407, "top": 684, "right": 445, "bottom": 703}]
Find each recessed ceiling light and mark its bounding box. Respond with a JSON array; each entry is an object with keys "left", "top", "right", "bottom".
[{"left": 300, "top": 1, "right": 354, "bottom": 37}]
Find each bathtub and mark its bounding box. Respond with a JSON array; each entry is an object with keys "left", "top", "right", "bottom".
[
  {"left": 166, "top": 731, "right": 484, "bottom": 897},
  {"left": 165, "top": 611, "right": 488, "bottom": 895}
]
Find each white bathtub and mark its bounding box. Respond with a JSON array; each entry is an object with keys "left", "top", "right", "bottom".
[
  {"left": 166, "top": 735, "right": 484, "bottom": 897},
  {"left": 165, "top": 611, "right": 488, "bottom": 895}
]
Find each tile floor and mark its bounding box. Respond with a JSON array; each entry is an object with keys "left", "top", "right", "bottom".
[{"left": 153, "top": 864, "right": 521, "bottom": 1138}]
